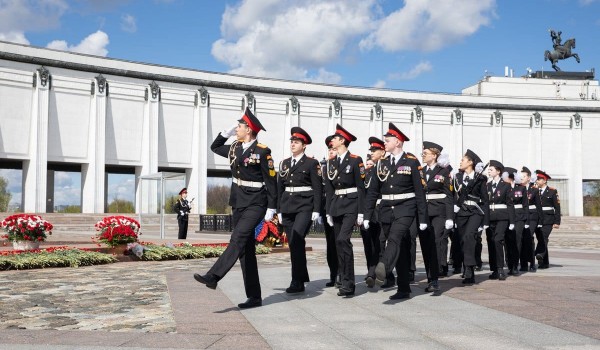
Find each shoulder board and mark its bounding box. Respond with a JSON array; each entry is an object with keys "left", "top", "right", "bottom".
[
  {"left": 548, "top": 187, "right": 556, "bottom": 191},
  {"left": 406, "top": 153, "right": 417, "bottom": 160},
  {"left": 350, "top": 154, "right": 359, "bottom": 158},
  {"left": 256, "top": 143, "right": 267, "bottom": 149}
]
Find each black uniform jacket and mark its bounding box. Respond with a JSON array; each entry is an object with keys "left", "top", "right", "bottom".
[
  {"left": 423, "top": 164, "right": 454, "bottom": 219},
  {"left": 509, "top": 184, "right": 529, "bottom": 222},
  {"left": 211, "top": 134, "right": 277, "bottom": 209},
  {"left": 526, "top": 184, "right": 543, "bottom": 225},
  {"left": 324, "top": 152, "right": 366, "bottom": 217},
  {"left": 486, "top": 180, "right": 515, "bottom": 224},
  {"left": 539, "top": 187, "right": 561, "bottom": 225},
  {"left": 277, "top": 154, "right": 322, "bottom": 214},
  {"left": 453, "top": 171, "right": 490, "bottom": 226},
  {"left": 365, "top": 152, "right": 428, "bottom": 225},
  {"left": 173, "top": 199, "right": 191, "bottom": 221}
]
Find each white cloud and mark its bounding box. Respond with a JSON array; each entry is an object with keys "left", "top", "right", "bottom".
[
  {"left": 360, "top": 0, "right": 496, "bottom": 52},
  {"left": 0, "top": 31, "right": 30, "bottom": 44},
  {"left": 46, "top": 30, "right": 109, "bottom": 56},
  {"left": 0, "top": 0, "right": 68, "bottom": 44},
  {"left": 388, "top": 61, "right": 433, "bottom": 80},
  {"left": 121, "top": 13, "right": 137, "bottom": 33},
  {"left": 212, "top": 0, "right": 377, "bottom": 83},
  {"left": 53, "top": 172, "right": 81, "bottom": 206},
  {"left": 373, "top": 79, "right": 386, "bottom": 88},
  {"left": 579, "top": 0, "right": 597, "bottom": 5}
]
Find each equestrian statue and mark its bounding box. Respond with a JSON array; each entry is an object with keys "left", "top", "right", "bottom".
[{"left": 545, "top": 29, "right": 580, "bottom": 71}]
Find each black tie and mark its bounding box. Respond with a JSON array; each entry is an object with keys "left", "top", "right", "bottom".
[
  {"left": 492, "top": 183, "right": 497, "bottom": 191},
  {"left": 464, "top": 175, "right": 470, "bottom": 184},
  {"left": 390, "top": 157, "right": 396, "bottom": 168},
  {"left": 337, "top": 156, "right": 342, "bottom": 166},
  {"left": 539, "top": 188, "right": 543, "bottom": 195},
  {"left": 292, "top": 159, "right": 296, "bottom": 168}
]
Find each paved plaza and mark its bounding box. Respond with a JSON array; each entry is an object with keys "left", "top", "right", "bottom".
[{"left": 1, "top": 230, "right": 600, "bottom": 349}]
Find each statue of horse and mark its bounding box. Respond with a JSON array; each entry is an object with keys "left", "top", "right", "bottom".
[{"left": 544, "top": 38, "right": 580, "bottom": 71}]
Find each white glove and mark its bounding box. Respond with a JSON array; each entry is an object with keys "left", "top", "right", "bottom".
[
  {"left": 180, "top": 211, "right": 184, "bottom": 216},
  {"left": 316, "top": 216, "right": 323, "bottom": 225},
  {"left": 419, "top": 223, "right": 428, "bottom": 231},
  {"left": 454, "top": 205, "right": 460, "bottom": 213},
  {"left": 311, "top": 212, "right": 320, "bottom": 221},
  {"left": 277, "top": 213, "right": 283, "bottom": 224},
  {"left": 363, "top": 220, "right": 370, "bottom": 229},
  {"left": 326, "top": 215, "right": 333, "bottom": 227},
  {"left": 264, "top": 208, "right": 276, "bottom": 222},
  {"left": 509, "top": 224, "right": 515, "bottom": 230},
  {"left": 445, "top": 219, "right": 454, "bottom": 230},
  {"left": 478, "top": 226, "right": 483, "bottom": 232},
  {"left": 221, "top": 123, "right": 238, "bottom": 138},
  {"left": 356, "top": 214, "right": 364, "bottom": 226},
  {"left": 524, "top": 224, "right": 529, "bottom": 229},
  {"left": 483, "top": 225, "right": 489, "bottom": 230},
  {"left": 537, "top": 224, "right": 542, "bottom": 228}
]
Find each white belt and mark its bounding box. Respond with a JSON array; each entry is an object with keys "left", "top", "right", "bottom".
[
  {"left": 284, "top": 186, "right": 312, "bottom": 193},
  {"left": 464, "top": 200, "right": 479, "bottom": 206},
  {"left": 514, "top": 204, "right": 523, "bottom": 209},
  {"left": 490, "top": 204, "right": 507, "bottom": 210},
  {"left": 232, "top": 177, "right": 264, "bottom": 188},
  {"left": 381, "top": 193, "right": 415, "bottom": 200},
  {"left": 528, "top": 205, "right": 537, "bottom": 210},
  {"left": 335, "top": 187, "right": 358, "bottom": 195},
  {"left": 426, "top": 193, "right": 446, "bottom": 200},
  {"left": 542, "top": 206, "right": 555, "bottom": 211},
  {"left": 376, "top": 199, "right": 382, "bottom": 205}
]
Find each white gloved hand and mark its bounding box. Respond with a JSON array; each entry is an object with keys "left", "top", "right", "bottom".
[
  {"left": 277, "top": 213, "right": 283, "bottom": 224},
  {"left": 180, "top": 211, "right": 184, "bottom": 216},
  {"left": 326, "top": 215, "right": 333, "bottom": 227},
  {"left": 454, "top": 205, "right": 460, "bottom": 213},
  {"left": 483, "top": 225, "right": 489, "bottom": 230},
  {"left": 478, "top": 226, "right": 483, "bottom": 232},
  {"left": 311, "top": 212, "right": 320, "bottom": 221},
  {"left": 524, "top": 224, "right": 530, "bottom": 229},
  {"left": 316, "top": 216, "right": 323, "bottom": 225},
  {"left": 419, "top": 223, "right": 428, "bottom": 231},
  {"left": 264, "top": 208, "right": 276, "bottom": 222},
  {"left": 221, "top": 123, "right": 238, "bottom": 138},
  {"left": 363, "top": 220, "right": 370, "bottom": 229},
  {"left": 509, "top": 224, "right": 515, "bottom": 230},
  {"left": 445, "top": 219, "right": 454, "bottom": 230},
  {"left": 537, "top": 224, "right": 542, "bottom": 228},
  {"left": 356, "top": 214, "right": 364, "bottom": 226}
]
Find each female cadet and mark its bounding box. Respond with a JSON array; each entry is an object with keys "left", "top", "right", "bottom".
[
  {"left": 503, "top": 167, "right": 528, "bottom": 276},
  {"left": 173, "top": 188, "right": 192, "bottom": 239}
]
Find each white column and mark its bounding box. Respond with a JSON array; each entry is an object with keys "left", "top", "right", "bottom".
[
  {"left": 568, "top": 113, "right": 583, "bottom": 216},
  {"left": 528, "top": 112, "right": 543, "bottom": 170},
  {"left": 136, "top": 81, "right": 160, "bottom": 213},
  {"left": 490, "top": 110, "right": 503, "bottom": 161},
  {"left": 370, "top": 103, "right": 384, "bottom": 137},
  {"left": 82, "top": 75, "right": 107, "bottom": 213},
  {"left": 408, "top": 106, "right": 423, "bottom": 155},
  {"left": 283, "top": 96, "right": 300, "bottom": 159},
  {"left": 188, "top": 87, "right": 209, "bottom": 215},
  {"left": 449, "top": 108, "right": 464, "bottom": 167},
  {"left": 24, "top": 67, "right": 50, "bottom": 213},
  {"left": 328, "top": 99, "right": 342, "bottom": 134}
]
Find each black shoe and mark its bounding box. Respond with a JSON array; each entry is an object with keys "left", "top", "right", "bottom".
[
  {"left": 285, "top": 281, "right": 305, "bottom": 294},
  {"left": 193, "top": 273, "right": 218, "bottom": 289},
  {"left": 529, "top": 265, "right": 537, "bottom": 272},
  {"left": 337, "top": 287, "right": 355, "bottom": 297},
  {"left": 334, "top": 281, "right": 342, "bottom": 288},
  {"left": 325, "top": 280, "right": 336, "bottom": 287},
  {"left": 539, "top": 264, "right": 550, "bottom": 269},
  {"left": 535, "top": 253, "right": 544, "bottom": 265},
  {"left": 475, "top": 265, "right": 483, "bottom": 271},
  {"left": 488, "top": 271, "right": 499, "bottom": 280},
  {"left": 365, "top": 276, "right": 375, "bottom": 288},
  {"left": 453, "top": 268, "right": 462, "bottom": 275},
  {"left": 462, "top": 266, "right": 475, "bottom": 284},
  {"left": 507, "top": 268, "right": 514, "bottom": 276},
  {"left": 462, "top": 277, "right": 475, "bottom": 284},
  {"left": 519, "top": 265, "right": 528, "bottom": 272},
  {"left": 498, "top": 268, "right": 507, "bottom": 281},
  {"left": 409, "top": 271, "right": 415, "bottom": 283},
  {"left": 375, "top": 262, "right": 386, "bottom": 284},
  {"left": 512, "top": 268, "right": 520, "bottom": 276},
  {"left": 424, "top": 280, "right": 440, "bottom": 293},
  {"left": 238, "top": 297, "right": 262, "bottom": 309},
  {"left": 389, "top": 291, "right": 410, "bottom": 300},
  {"left": 380, "top": 280, "right": 395, "bottom": 288}
]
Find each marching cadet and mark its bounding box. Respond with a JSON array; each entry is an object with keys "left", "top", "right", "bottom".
[
  {"left": 194, "top": 107, "right": 277, "bottom": 309},
  {"left": 362, "top": 137, "right": 385, "bottom": 287},
  {"left": 421, "top": 141, "right": 453, "bottom": 284},
  {"left": 485, "top": 160, "right": 515, "bottom": 281},
  {"left": 503, "top": 167, "right": 528, "bottom": 276},
  {"left": 520, "top": 166, "right": 543, "bottom": 272},
  {"left": 325, "top": 124, "right": 366, "bottom": 297},
  {"left": 364, "top": 123, "right": 428, "bottom": 300},
  {"left": 173, "top": 187, "right": 192, "bottom": 239},
  {"left": 534, "top": 170, "right": 561, "bottom": 269},
  {"left": 321, "top": 136, "right": 339, "bottom": 287},
  {"left": 277, "top": 127, "right": 322, "bottom": 294},
  {"left": 453, "top": 149, "right": 488, "bottom": 285}
]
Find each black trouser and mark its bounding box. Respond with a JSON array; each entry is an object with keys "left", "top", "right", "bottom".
[
  {"left": 282, "top": 211, "right": 312, "bottom": 283},
  {"left": 361, "top": 221, "right": 381, "bottom": 278},
  {"left": 449, "top": 228, "right": 463, "bottom": 270},
  {"left": 456, "top": 213, "right": 483, "bottom": 267},
  {"left": 324, "top": 219, "right": 338, "bottom": 282},
  {"left": 177, "top": 218, "right": 188, "bottom": 239},
  {"left": 333, "top": 213, "right": 357, "bottom": 291},
  {"left": 520, "top": 218, "right": 537, "bottom": 269},
  {"left": 475, "top": 231, "right": 483, "bottom": 268},
  {"left": 409, "top": 218, "right": 439, "bottom": 281},
  {"left": 505, "top": 220, "right": 525, "bottom": 269},
  {"left": 487, "top": 219, "right": 508, "bottom": 270},
  {"left": 381, "top": 216, "right": 414, "bottom": 293},
  {"left": 535, "top": 224, "right": 553, "bottom": 266},
  {"left": 208, "top": 206, "right": 265, "bottom": 299},
  {"left": 378, "top": 219, "right": 397, "bottom": 283},
  {"left": 431, "top": 215, "right": 448, "bottom": 272}
]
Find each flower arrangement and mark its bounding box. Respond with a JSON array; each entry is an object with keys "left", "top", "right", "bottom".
[
  {"left": 255, "top": 219, "right": 281, "bottom": 247},
  {"left": 1, "top": 214, "right": 53, "bottom": 242},
  {"left": 94, "top": 215, "right": 141, "bottom": 247}
]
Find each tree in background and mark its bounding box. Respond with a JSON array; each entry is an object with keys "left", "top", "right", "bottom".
[
  {"left": 207, "top": 185, "right": 231, "bottom": 214},
  {"left": 107, "top": 198, "right": 135, "bottom": 213},
  {"left": 56, "top": 205, "right": 81, "bottom": 213},
  {"left": 164, "top": 195, "right": 178, "bottom": 214},
  {"left": 0, "top": 176, "right": 11, "bottom": 212},
  {"left": 583, "top": 181, "right": 600, "bottom": 216}
]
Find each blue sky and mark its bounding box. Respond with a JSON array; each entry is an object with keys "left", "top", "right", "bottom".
[{"left": 1, "top": 0, "right": 600, "bottom": 206}]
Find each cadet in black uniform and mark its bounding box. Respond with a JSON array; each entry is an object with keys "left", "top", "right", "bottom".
[
  {"left": 193, "top": 107, "right": 277, "bottom": 309},
  {"left": 453, "top": 149, "right": 488, "bottom": 285},
  {"left": 503, "top": 167, "right": 528, "bottom": 276},
  {"left": 534, "top": 170, "right": 561, "bottom": 269},
  {"left": 421, "top": 141, "right": 454, "bottom": 286},
  {"left": 173, "top": 187, "right": 191, "bottom": 239},
  {"left": 485, "top": 160, "right": 515, "bottom": 281},
  {"left": 277, "top": 127, "right": 322, "bottom": 294},
  {"left": 364, "top": 123, "right": 428, "bottom": 300},
  {"left": 321, "top": 136, "right": 339, "bottom": 287},
  {"left": 325, "top": 124, "right": 366, "bottom": 297},
  {"left": 520, "top": 166, "right": 543, "bottom": 272}
]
